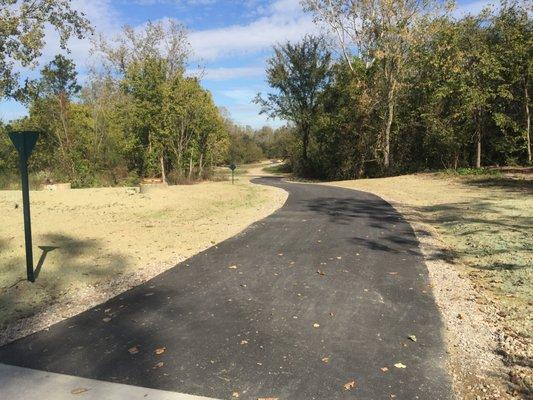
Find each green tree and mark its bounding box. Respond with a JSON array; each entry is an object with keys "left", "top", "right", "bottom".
[
  {"left": 458, "top": 14, "right": 502, "bottom": 168},
  {"left": 96, "top": 20, "right": 189, "bottom": 79},
  {"left": 120, "top": 57, "right": 167, "bottom": 179},
  {"left": 255, "top": 35, "right": 331, "bottom": 173},
  {"left": 490, "top": 1, "right": 532, "bottom": 164},
  {"left": 314, "top": 58, "right": 381, "bottom": 179},
  {"left": 24, "top": 54, "right": 87, "bottom": 181},
  {"left": 95, "top": 21, "right": 192, "bottom": 181},
  {"left": 303, "top": 0, "right": 446, "bottom": 169},
  {"left": 406, "top": 16, "right": 472, "bottom": 170},
  {"left": 80, "top": 72, "right": 131, "bottom": 183},
  {"left": 163, "top": 76, "right": 228, "bottom": 180},
  {"left": 0, "top": 0, "right": 92, "bottom": 99}
]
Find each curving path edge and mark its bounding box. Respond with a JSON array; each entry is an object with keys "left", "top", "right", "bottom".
[{"left": 0, "top": 177, "right": 453, "bottom": 400}]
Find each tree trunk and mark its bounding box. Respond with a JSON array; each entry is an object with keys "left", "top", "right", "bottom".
[
  {"left": 57, "top": 93, "right": 75, "bottom": 178},
  {"left": 383, "top": 82, "right": 395, "bottom": 170},
  {"left": 302, "top": 127, "right": 309, "bottom": 161},
  {"left": 476, "top": 124, "right": 482, "bottom": 169},
  {"left": 355, "top": 156, "right": 365, "bottom": 179},
  {"left": 188, "top": 152, "right": 193, "bottom": 181},
  {"left": 176, "top": 152, "right": 182, "bottom": 177},
  {"left": 58, "top": 94, "right": 70, "bottom": 147},
  {"left": 198, "top": 152, "right": 204, "bottom": 179},
  {"left": 160, "top": 155, "right": 166, "bottom": 183},
  {"left": 525, "top": 84, "right": 531, "bottom": 164}
]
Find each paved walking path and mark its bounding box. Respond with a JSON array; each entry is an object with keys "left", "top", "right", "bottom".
[{"left": 0, "top": 177, "right": 453, "bottom": 399}]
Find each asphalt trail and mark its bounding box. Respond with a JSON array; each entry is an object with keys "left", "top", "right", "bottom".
[{"left": 0, "top": 177, "right": 453, "bottom": 399}]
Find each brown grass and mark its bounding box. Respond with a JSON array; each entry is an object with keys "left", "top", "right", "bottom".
[{"left": 0, "top": 175, "right": 287, "bottom": 343}]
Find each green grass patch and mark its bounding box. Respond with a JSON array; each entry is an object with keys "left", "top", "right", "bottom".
[
  {"left": 263, "top": 163, "right": 291, "bottom": 174},
  {"left": 439, "top": 167, "right": 504, "bottom": 177}
]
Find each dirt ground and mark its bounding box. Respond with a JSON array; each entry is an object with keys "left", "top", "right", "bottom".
[
  {"left": 0, "top": 170, "right": 288, "bottom": 344},
  {"left": 325, "top": 172, "right": 532, "bottom": 399}
]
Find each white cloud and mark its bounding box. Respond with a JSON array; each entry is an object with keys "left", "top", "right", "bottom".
[
  {"left": 228, "top": 104, "right": 285, "bottom": 128},
  {"left": 189, "top": 66, "right": 264, "bottom": 81},
  {"left": 189, "top": 0, "right": 317, "bottom": 61},
  {"left": 39, "top": 0, "right": 122, "bottom": 72},
  {"left": 270, "top": 0, "right": 305, "bottom": 14},
  {"left": 3, "top": 0, "right": 314, "bottom": 127},
  {"left": 452, "top": 0, "right": 498, "bottom": 17},
  {"left": 221, "top": 88, "right": 260, "bottom": 103},
  {"left": 5, "top": 0, "right": 120, "bottom": 86},
  {"left": 219, "top": 87, "right": 288, "bottom": 128}
]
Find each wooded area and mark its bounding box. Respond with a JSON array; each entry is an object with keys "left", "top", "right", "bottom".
[
  {"left": 258, "top": 0, "right": 531, "bottom": 179},
  {"left": 1, "top": 0, "right": 531, "bottom": 185},
  {"left": 0, "top": 7, "right": 286, "bottom": 187},
  {"left": 1, "top": 19, "right": 228, "bottom": 187}
]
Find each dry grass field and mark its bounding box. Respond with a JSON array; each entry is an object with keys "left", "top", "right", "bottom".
[{"left": 0, "top": 173, "right": 287, "bottom": 342}]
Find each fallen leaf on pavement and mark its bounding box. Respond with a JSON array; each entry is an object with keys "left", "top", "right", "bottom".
[
  {"left": 336, "top": 256, "right": 342, "bottom": 260},
  {"left": 313, "top": 323, "right": 320, "bottom": 328},
  {"left": 102, "top": 317, "right": 111, "bottom": 322},
  {"left": 388, "top": 272, "right": 398, "bottom": 275},
  {"left": 408, "top": 335, "right": 417, "bottom": 342},
  {"left": 240, "top": 340, "right": 248, "bottom": 345},
  {"left": 229, "top": 265, "right": 237, "bottom": 269},
  {"left": 394, "top": 363, "right": 407, "bottom": 369},
  {"left": 232, "top": 392, "right": 239, "bottom": 398},
  {"left": 128, "top": 346, "right": 139, "bottom": 355},
  {"left": 153, "top": 362, "right": 164, "bottom": 369},
  {"left": 154, "top": 347, "right": 166, "bottom": 355},
  {"left": 322, "top": 357, "right": 329, "bottom": 363},
  {"left": 316, "top": 270, "right": 325, "bottom": 276},
  {"left": 343, "top": 380, "right": 357, "bottom": 390},
  {"left": 71, "top": 388, "right": 89, "bottom": 395},
  {"left": 381, "top": 367, "right": 389, "bottom": 372}
]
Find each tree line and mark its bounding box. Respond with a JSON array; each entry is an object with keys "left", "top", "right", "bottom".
[
  {"left": 223, "top": 120, "right": 293, "bottom": 165},
  {"left": 257, "top": 0, "right": 531, "bottom": 179},
  {"left": 0, "top": 6, "right": 286, "bottom": 187},
  {"left": 1, "top": 20, "right": 229, "bottom": 186},
  {"left": 1, "top": 0, "right": 530, "bottom": 185}
]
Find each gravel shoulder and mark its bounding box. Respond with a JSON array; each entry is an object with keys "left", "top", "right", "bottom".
[{"left": 0, "top": 175, "right": 288, "bottom": 345}]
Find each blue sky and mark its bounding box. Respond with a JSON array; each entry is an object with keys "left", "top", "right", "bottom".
[{"left": 0, "top": 0, "right": 496, "bottom": 128}]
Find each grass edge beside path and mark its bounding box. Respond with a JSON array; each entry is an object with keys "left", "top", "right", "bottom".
[
  {"left": 0, "top": 174, "right": 288, "bottom": 346},
  {"left": 324, "top": 172, "right": 532, "bottom": 400}
]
